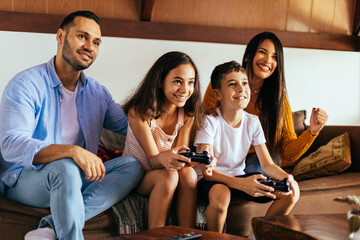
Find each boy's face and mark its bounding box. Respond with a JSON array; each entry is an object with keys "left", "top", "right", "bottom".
[{"left": 213, "top": 71, "right": 250, "bottom": 110}]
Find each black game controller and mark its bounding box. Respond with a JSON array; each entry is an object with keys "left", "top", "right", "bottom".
[
  {"left": 258, "top": 177, "right": 290, "bottom": 192},
  {"left": 179, "top": 151, "right": 212, "bottom": 165}
]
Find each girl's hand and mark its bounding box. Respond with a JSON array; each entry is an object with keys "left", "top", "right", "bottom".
[
  {"left": 309, "top": 108, "right": 328, "bottom": 135},
  {"left": 157, "top": 145, "right": 191, "bottom": 171},
  {"left": 231, "top": 174, "right": 277, "bottom": 199}
]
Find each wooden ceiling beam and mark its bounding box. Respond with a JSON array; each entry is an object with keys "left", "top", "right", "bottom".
[
  {"left": 0, "top": 11, "right": 359, "bottom": 51},
  {"left": 141, "top": 0, "right": 155, "bottom": 21},
  {"left": 353, "top": 0, "right": 360, "bottom": 36}
]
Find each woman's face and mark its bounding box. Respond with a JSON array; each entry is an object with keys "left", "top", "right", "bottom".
[{"left": 252, "top": 39, "right": 278, "bottom": 81}]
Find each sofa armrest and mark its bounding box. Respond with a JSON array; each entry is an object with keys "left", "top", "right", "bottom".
[{"left": 303, "top": 125, "right": 360, "bottom": 172}]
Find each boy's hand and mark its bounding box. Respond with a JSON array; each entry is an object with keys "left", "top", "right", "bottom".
[
  {"left": 157, "top": 145, "right": 190, "bottom": 170},
  {"left": 286, "top": 174, "right": 300, "bottom": 198},
  {"left": 232, "top": 174, "right": 277, "bottom": 199},
  {"left": 201, "top": 156, "right": 217, "bottom": 177}
]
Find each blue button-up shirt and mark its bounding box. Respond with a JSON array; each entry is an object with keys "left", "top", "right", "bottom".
[{"left": 0, "top": 57, "right": 128, "bottom": 196}]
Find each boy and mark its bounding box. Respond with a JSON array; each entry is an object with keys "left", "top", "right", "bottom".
[{"left": 194, "top": 61, "right": 299, "bottom": 233}]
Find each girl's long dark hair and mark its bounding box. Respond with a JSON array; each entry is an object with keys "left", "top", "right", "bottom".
[
  {"left": 123, "top": 51, "right": 203, "bottom": 128},
  {"left": 242, "top": 32, "right": 286, "bottom": 155}
]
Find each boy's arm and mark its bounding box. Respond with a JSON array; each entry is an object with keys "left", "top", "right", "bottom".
[
  {"left": 254, "top": 143, "right": 299, "bottom": 197},
  {"left": 204, "top": 168, "right": 276, "bottom": 199},
  {"left": 254, "top": 143, "right": 289, "bottom": 179}
]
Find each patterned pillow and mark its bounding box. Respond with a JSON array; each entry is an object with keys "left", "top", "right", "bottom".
[{"left": 292, "top": 132, "right": 351, "bottom": 181}]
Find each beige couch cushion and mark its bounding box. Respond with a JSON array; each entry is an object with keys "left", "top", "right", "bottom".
[{"left": 292, "top": 132, "right": 351, "bottom": 180}]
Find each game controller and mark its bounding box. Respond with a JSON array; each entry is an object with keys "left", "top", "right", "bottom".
[
  {"left": 179, "top": 150, "right": 212, "bottom": 165},
  {"left": 258, "top": 177, "right": 290, "bottom": 192}
]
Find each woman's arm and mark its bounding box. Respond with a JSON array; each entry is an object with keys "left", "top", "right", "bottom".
[
  {"left": 281, "top": 95, "right": 318, "bottom": 167},
  {"left": 128, "top": 108, "right": 190, "bottom": 170}
]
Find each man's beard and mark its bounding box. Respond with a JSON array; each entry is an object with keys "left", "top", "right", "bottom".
[{"left": 62, "top": 35, "right": 94, "bottom": 71}]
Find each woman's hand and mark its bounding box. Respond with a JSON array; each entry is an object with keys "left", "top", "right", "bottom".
[
  {"left": 309, "top": 108, "right": 328, "bottom": 135},
  {"left": 230, "top": 174, "right": 277, "bottom": 199},
  {"left": 157, "top": 145, "right": 191, "bottom": 171}
]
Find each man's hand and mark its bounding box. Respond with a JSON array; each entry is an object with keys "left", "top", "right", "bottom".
[
  {"left": 309, "top": 108, "right": 328, "bottom": 135},
  {"left": 71, "top": 146, "right": 106, "bottom": 182}
]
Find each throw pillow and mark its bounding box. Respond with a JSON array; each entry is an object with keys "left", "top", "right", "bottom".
[
  {"left": 292, "top": 132, "right": 351, "bottom": 181},
  {"left": 292, "top": 110, "right": 307, "bottom": 136}
]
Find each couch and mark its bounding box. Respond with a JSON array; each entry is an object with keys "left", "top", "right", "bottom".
[{"left": 1, "top": 112, "right": 359, "bottom": 239}]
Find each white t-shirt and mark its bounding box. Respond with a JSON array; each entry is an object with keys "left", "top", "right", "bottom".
[
  {"left": 60, "top": 84, "right": 84, "bottom": 146},
  {"left": 194, "top": 108, "right": 266, "bottom": 177}
]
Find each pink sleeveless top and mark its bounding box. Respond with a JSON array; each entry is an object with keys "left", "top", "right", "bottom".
[{"left": 123, "top": 108, "right": 184, "bottom": 171}]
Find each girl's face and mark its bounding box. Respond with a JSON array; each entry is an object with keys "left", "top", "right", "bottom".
[
  {"left": 252, "top": 39, "right": 278, "bottom": 81},
  {"left": 162, "top": 63, "right": 195, "bottom": 108}
]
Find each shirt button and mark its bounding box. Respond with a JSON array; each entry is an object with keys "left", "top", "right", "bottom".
[
  {"left": 13, "top": 174, "right": 17, "bottom": 178},
  {"left": 59, "top": 99, "right": 63, "bottom": 102},
  {"left": 59, "top": 84, "right": 62, "bottom": 87},
  {"left": 168, "top": 138, "right": 172, "bottom": 142},
  {"left": 60, "top": 122, "right": 63, "bottom": 125}
]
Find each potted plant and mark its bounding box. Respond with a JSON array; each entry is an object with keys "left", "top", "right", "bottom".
[{"left": 334, "top": 195, "right": 360, "bottom": 239}]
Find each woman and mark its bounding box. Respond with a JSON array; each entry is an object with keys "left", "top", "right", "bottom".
[{"left": 203, "top": 32, "right": 328, "bottom": 171}]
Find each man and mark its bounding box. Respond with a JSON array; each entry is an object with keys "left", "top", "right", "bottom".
[{"left": 0, "top": 11, "right": 143, "bottom": 240}]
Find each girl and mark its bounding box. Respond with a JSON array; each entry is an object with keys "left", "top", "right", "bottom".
[
  {"left": 203, "top": 32, "right": 328, "bottom": 171},
  {"left": 122, "top": 51, "right": 204, "bottom": 229}
]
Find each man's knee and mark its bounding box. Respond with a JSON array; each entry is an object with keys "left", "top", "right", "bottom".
[{"left": 44, "top": 158, "right": 82, "bottom": 190}]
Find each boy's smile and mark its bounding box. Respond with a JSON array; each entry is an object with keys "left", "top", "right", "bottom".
[{"left": 215, "top": 71, "right": 250, "bottom": 110}]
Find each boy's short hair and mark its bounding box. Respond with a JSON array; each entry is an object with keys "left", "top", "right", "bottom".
[
  {"left": 210, "top": 60, "right": 246, "bottom": 89},
  {"left": 60, "top": 11, "right": 101, "bottom": 30}
]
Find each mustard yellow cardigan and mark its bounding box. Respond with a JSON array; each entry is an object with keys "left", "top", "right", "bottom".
[{"left": 203, "top": 84, "right": 317, "bottom": 168}]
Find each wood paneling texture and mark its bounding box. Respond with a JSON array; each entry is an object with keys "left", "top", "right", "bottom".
[
  {"left": 0, "top": 0, "right": 12, "bottom": 11},
  {"left": 0, "top": 0, "right": 358, "bottom": 51}
]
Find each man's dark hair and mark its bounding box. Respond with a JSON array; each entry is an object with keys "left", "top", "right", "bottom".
[
  {"left": 210, "top": 60, "right": 246, "bottom": 89},
  {"left": 60, "top": 11, "right": 101, "bottom": 30}
]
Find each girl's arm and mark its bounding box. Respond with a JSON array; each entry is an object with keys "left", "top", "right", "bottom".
[
  {"left": 175, "top": 115, "right": 195, "bottom": 147},
  {"left": 128, "top": 108, "right": 190, "bottom": 170},
  {"left": 255, "top": 143, "right": 299, "bottom": 197}
]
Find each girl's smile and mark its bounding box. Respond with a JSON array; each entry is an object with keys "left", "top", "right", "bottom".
[{"left": 163, "top": 63, "right": 195, "bottom": 108}]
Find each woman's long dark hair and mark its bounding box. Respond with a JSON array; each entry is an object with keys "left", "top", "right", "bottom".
[
  {"left": 242, "top": 32, "right": 286, "bottom": 155},
  {"left": 123, "top": 51, "right": 203, "bottom": 128}
]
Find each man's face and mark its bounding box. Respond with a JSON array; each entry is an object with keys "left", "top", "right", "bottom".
[{"left": 59, "top": 16, "right": 101, "bottom": 71}]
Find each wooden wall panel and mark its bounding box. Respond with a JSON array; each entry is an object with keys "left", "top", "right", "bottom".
[
  {"left": 112, "top": 0, "right": 140, "bottom": 20},
  {"left": 270, "top": 0, "right": 289, "bottom": 31},
  {"left": 81, "top": 0, "right": 113, "bottom": 18},
  {"left": 286, "top": 0, "right": 312, "bottom": 32},
  {"left": 47, "top": 0, "right": 81, "bottom": 15},
  {"left": 13, "top": 0, "right": 48, "bottom": 13},
  {"left": 332, "top": 0, "right": 356, "bottom": 35},
  {"left": 0, "top": 0, "right": 13, "bottom": 11},
  {"left": 310, "top": 0, "right": 336, "bottom": 33}
]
